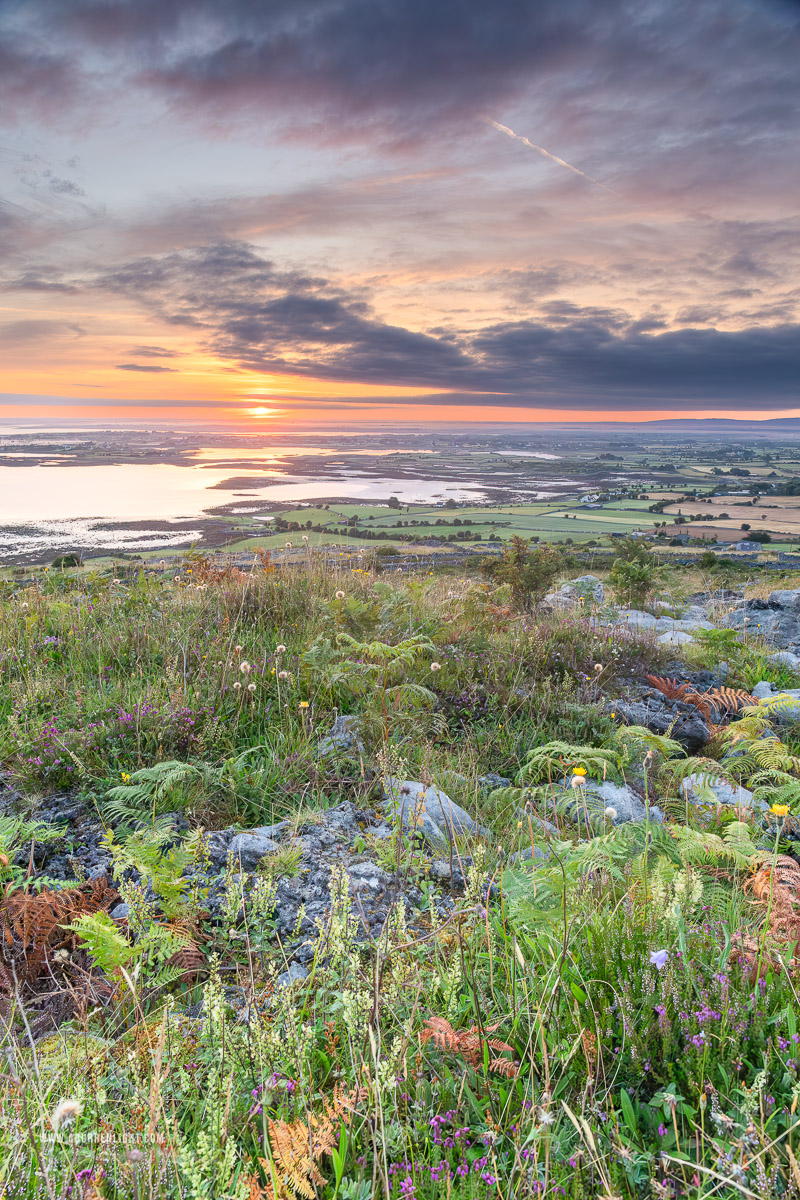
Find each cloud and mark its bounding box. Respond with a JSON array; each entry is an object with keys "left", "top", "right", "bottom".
[
  {"left": 115, "top": 362, "right": 177, "bottom": 372},
  {"left": 0, "top": 35, "right": 78, "bottom": 123},
  {"left": 46, "top": 239, "right": 797, "bottom": 409},
  {"left": 126, "top": 345, "right": 178, "bottom": 357},
  {"left": 0, "top": 319, "right": 84, "bottom": 344}
]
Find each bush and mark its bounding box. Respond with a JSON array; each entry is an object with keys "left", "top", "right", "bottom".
[{"left": 480, "top": 536, "right": 563, "bottom": 611}]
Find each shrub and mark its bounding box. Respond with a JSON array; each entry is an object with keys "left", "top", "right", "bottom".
[{"left": 480, "top": 536, "right": 563, "bottom": 611}]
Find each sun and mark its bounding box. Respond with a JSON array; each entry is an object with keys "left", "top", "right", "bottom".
[{"left": 248, "top": 406, "right": 279, "bottom": 417}]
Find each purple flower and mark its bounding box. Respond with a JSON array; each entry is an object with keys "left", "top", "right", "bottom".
[{"left": 650, "top": 949, "right": 669, "bottom": 971}]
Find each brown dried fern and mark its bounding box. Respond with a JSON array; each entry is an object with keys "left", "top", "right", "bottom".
[
  {"left": 0, "top": 877, "right": 119, "bottom": 993},
  {"left": 419, "top": 1015, "right": 519, "bottom": 1076},
  {"left": 254, "top": 1084, "right": 368, "bottom": 1200}
]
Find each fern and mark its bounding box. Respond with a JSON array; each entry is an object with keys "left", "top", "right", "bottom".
[
  {"left": 70, "top": 909, "right": 190, "bottom": 989},
  {"left": 615, "top": 724, "right": 686, "bottom": 763},
  {"left": 516, "top": 740, "right": 623, "bottom": 785},
  {"left": 104, "top": 827, "right": 193, "bottom": 919}
]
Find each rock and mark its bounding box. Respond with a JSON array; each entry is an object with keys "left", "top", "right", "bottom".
[
  {"left": 478, "top": 772, "right": 511, "bottom": 791},
  {"left": 428, "top": 859, "right": 467, "bottom": 888},
  {"left": 657, "top": 619, "right": 714, "bottom": 638},
  {"left": 110, "top": 903, "right": 130, "bottom": 921},
  {"left": 382, "top": 777, "right": 490, "bottom": 845},
  {"left": 580, "top": 779, "right": 664, "bottom": 825},
  {"left": 750, "top": 683, "right": 800, "bottom": 720},
  {"left": 768, "top": 651, "right": 800, "bottom": 669},
  {"left": 277, "top": 963, "right": 309, "bottom": 988},
  {"left": 657, "top": 630, "right": 696, "bottom": 647},
  {"left": 768, "top": 590, "right": 800, "bottom": 610},
  {"left": 613, "top": 609, "right": 659, "bottom": 630},
  {"left": 508, "top": 845, "right": 549, "bottom": 864},
  {"left": 227, "top": 829, "right": 281, "bottom": 870},
  {"left": 347, "top": 862, "right": 393, "bottom": 894},
  {"left": 317, "top": 714, "right": 364, "bottom": 757},
  {"left": 608, "top": 698, "right": 711, "bottom": 753},
  {"left": 564, "top": 575, "right": 604, "bottom": 603},
  {"left": 722, "top": 607, "right": 800, "bottom": 649},
  {"left": 679, "top": 773, "right": 761, "bottom": 811}
]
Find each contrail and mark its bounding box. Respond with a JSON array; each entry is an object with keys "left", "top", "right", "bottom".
[{"left": 488, "top": 119, "right": 615, "bottom": 193}]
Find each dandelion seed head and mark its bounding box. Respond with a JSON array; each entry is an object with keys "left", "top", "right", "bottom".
[{"left": 51, "top": 1098, "right": 82, "bottom": 1130}]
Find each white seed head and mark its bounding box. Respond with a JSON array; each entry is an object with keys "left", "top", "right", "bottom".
[
  {"left": 335, "top": 590, "right": 345, "bottom": 599},
  {"left": 604, "top": 806, "right": 618, "bottom": 820},
  {"left": 239, "top": 660, "right": 252, "bottom": 673},
  {"left": 247, "top": 682, "right": 256, "bottom": 692},
  {"left": 430, "top": 661, "right": 442, "bottom": 672},
  {"left": 276, "top": 644, "right": 286, "bottom": 654},
  {"left": 51, "top": 1098, "right": 82, "bottom": 1130}
]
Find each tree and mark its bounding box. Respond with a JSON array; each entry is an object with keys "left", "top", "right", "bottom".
[
  {"left": 748, "top": 530, "right": 772, "bottom": 544},
  {"left": 387, "top": 496, "right": 401, "bottom": 509},
  {"left": 740, "top": 523, "right": 751, "bottom": 531}
]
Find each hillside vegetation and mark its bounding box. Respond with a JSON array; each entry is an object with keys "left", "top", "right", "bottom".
[{"left": 2, "top": 548, "right": 800, "bottom": 1199}]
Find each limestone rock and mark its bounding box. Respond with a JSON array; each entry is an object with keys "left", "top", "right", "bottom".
[{"left": 382, "top": 777, "right": 490, "bottom": 845}]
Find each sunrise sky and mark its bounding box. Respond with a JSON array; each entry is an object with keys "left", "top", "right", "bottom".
[{"left": 1, "top": 0, "right": 799, "bottom": 426}]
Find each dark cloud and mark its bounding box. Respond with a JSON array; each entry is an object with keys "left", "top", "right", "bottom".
[
  {"left": 0, "top": 35, "right": 78, "bottom": 122},
  {"left": 39, "top": 239, "right": 796, "bottom": 409},
  {"left": 115, "top": 362, "right": 177, "bottom": 372}
]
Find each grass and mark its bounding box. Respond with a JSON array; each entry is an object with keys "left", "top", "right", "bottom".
[{"left": 3, "top": 556, "right": 800, "bottom": 1197}]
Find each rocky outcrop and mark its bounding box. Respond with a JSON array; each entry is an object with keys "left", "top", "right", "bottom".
[{"left": 605, "top": 694, "right": 711, "bottom": 753}]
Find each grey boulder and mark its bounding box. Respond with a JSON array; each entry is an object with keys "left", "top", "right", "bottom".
[
  {"left": 277, "top": 962, "right": 309, "bottom": 988},
  {"left": 768, "top": 590, "right": 800, "bottom": 610},
  {"left": 382, "top": 777, "right": 490, "bottom": 845},
  {"left": 228, "top": 828, "right": 282, "bottom": 870},
  {"left": 768, "top": 650, "right": 800, "bottom": 669},
  {"left": 679, "top": 772, "right": 762, "bottom": 811},
  {"left": 609, "top": 698, "right": 711, "bottom": 753},
  {"left": 317, "top": 714, "right": 364, "bottom": 757},
  {"left": 657, "top": 630, "right": 695, "bottom": 647}
]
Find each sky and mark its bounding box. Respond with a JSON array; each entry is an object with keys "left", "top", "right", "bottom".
[{"left": 1, "top": 0, "right": 799, "bottom": 427}]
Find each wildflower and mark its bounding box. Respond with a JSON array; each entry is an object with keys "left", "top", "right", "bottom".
[
  {"left": 771, "top": 803, "right": 790, "bottom": 817},
  {"left": 430, "top": 661, "right": 442, "bottom": 672},
  {"left": 121, "top": 772, "right": 130, "bottom": 782},
  {"left": 248, "top": 682, "right": 256, "bottom": 692},
  {"left": 594, "top": 663, "right": 603, "bottom": 673},
  {"left": 570, "top": 774, "right": 587, "bottom": 788},
  {"left": 233, "top": 681, "right": 242, "bottom": 690},
  {"left": 573, "top": 766, "right": 587, "bottom": 776},
  {"left": 650, "top": 949, "right": 669, "bottom": 971},
  {"left": 276, "top": 644, "right": 286, "bottom": 654},
  {"left": 278, "top": 669, "right": 289, "bottom": 679},
  {"left": 299, "top": 701, "right": 309, "bottom": 709},
  {"left": 51, "top": 1098, "right": 82, "bottom": 1130},
  {"left": 234, "top": 644, "right": 243, "bottom": 653},
  {"left": 239, "top": 660, "right": 252, "bottom": 674},
  {"left": 302, "top": 535, "right": 309, "bottom": 541},
  {"left": 335, "top": 590, "right": 345, "bottom": 599},
  {"left": 285, "top": 541, "right": 292, "bottom": 548},
  {"left": 604, "top": 806, "right": 617, "bottom": 820}
]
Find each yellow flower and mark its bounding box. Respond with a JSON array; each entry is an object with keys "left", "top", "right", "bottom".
[
  {"left": 121, "top": 772, "right": 130, "bottom": 782},
  {"left": 299, "top": 701, "right": 309, "bottom": 709},
  {"left": 573, "top": 766, "right": 587, "bottom": 776},
  {"left": 771, "top": 803, "right": 790, "bottom": 817}
]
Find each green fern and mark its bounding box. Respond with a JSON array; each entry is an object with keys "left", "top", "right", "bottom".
[
  {"left": 70, "top": 909, "right": 189, "bottom": 990},
  {"left": 104, "top": 826, "right": 193, "bottom": 919},
  {"left": 516, "top": 741, "right": 623, "bottom": 785}
]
